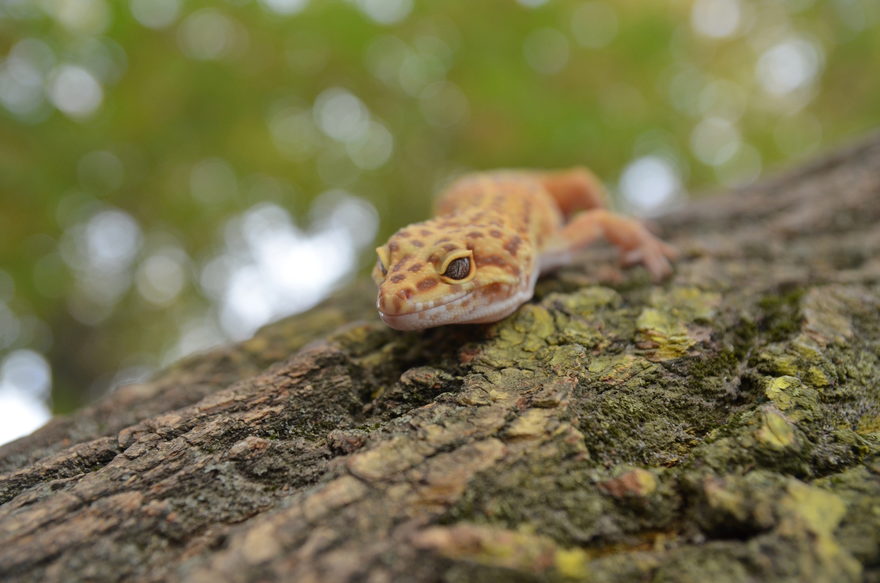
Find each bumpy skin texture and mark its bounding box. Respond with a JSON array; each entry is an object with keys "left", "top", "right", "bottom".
[{"left": 373, "top": 168, "right": 677, "bottom": 330}]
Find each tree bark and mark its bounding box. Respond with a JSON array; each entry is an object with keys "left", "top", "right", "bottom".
[{"left": 2, "top": 134, "right": 879, "bottom": 583}]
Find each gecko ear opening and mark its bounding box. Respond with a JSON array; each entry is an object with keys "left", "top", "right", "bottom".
[{"left": 439, "top": 249, "right": 475, "bottom": 284}]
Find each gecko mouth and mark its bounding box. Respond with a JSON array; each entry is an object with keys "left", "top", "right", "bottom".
[
  {"left": 378, "top": 284, "right": 531, "bottom": 331},
  {"left": 377, "top": 289, "right": 475, "bottom": 330}
]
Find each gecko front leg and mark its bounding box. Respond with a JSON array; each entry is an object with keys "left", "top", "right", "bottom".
[{"left": 554, "top": 209, "right": 678, "bottom": 279}]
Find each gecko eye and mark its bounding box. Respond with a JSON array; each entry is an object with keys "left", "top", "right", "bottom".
[
  {"left": 443, "top": 257, "right": 471, "bottom": 280},
  {"left": 377, "top": 258, "right": 387, "bottom": 276}
]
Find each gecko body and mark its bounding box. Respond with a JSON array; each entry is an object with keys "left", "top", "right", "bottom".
[{"left": 372, "top": 169, "right": 676, "bottom": 331}]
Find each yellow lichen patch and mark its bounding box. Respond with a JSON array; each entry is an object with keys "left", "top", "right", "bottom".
[
  {"left": 636, "top": 287, "right": 722, "bottom": 361},
  {"left": 478, "top": 304, "right": 555, "bottom": 368},
  {"left": 651, "top": 286, "right": 722, "bottom": 322},
  {"left": 413, "top": 524, "right": 556, "bottom": 573},
  {"left": 588, "top": 354, "right": 654, "bottom": 384},
  {"left": 636, "top": 308, "right": 695, "bottom": 361},
  {"left": 756, "top": 350, "right": 800, "bottom": 377},
  {"left": 856, "top": 414, "right": 880, "bottom": 437},
  {"left": 755, "top": 408, "right": 797, "bottom": 450},
  {"left": 778, "top": 480, "right": 861, "bottom": 580},
  {"left": 764, "top": 376, "right": 819, "bottom": 422},
  {"left": 509, "top": 304, "right": 556, "bottom": 344},
  {"left": 703, "top": 476, "right": 752, "bottom": 523},
  {"left": 347, "top": 435, "right": 434, "bottom": 481},
  {"left": 791, "top": 335, "right": 826, "bottom": 362},
  {"left": 548, "top": 286, "right": 622, "bottom": 314},
  {"left": 504, "top": 408, "right": 558, "bottom": 440},
  {"left": 805, "top": 365, "right": 831, "bottom": 387},
  {"left": 413, "top": 523, "right": 591, "bottom": 578},
  {"left": 410, "top": 439, "right": 506, "bottom": 511},
  {"left": 554, "top": 547, "right": 590, "bottom": 578},
  {"left": 781, "top": 481, "right": 847, "bottom": 536}
]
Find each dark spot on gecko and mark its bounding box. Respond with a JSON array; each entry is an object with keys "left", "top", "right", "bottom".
[
  {"left": 390, "top": 274, "right": 406, "bottom": 283},
  {"left": 476, "top": 255, "right": 509, "bottom": 268},
  {"left": 467, "top": 232, "right": 484, "bottom": 239},
  {"left": 389, "top": 241, "right": 399, "bottom": 252},
  {"left": 419, "top": 229, "right": 432, "bottom": 236},
  {"left": 412, "top": 240, "right": 424, "bottom": 248},
  {"left": 503, "top": 236, "right": 522, "bottom": 257},
  {"left": 398, "top": 231, "right": 411, "bottom": 238},
  {"left": 417, "top": 278, "right": 438, "bottom": 291},
  {"left": 434, "top": 237, "right": 451, "bottom": 244},
  {"left": 408, "top": 263, "right": 422, "bottom": 272},
  {"left": 484, "top": 282, "right": 506, "bottom": 295},
  {"left": 489, "top": 230, "right": 503, "bottom": 238},
  {"left": 442, "top": 243, "right": 457, "bottom": 252}
]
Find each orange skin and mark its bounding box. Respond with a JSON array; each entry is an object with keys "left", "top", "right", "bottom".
[{"left": 372, "top": 168, "right": 677, "bottom": 331}]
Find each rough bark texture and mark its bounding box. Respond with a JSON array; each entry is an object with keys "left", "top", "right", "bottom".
[{"left": 2, "top": 134, "right": 880, "bottom": 583}]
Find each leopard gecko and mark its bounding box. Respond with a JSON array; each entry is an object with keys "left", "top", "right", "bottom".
[{"left": 372, "top": 168, "right": 677, "bottom": 330}]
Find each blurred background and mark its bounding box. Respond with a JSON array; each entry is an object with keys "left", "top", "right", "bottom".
[{"left": 1, "top": 0, "right": 878, "bottom": 445}]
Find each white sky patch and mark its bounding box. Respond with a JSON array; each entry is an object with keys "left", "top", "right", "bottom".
[
  {"left": 313, "top": 87, "right": 371, "bottom": 143},
  {"left": 130, "top": 0, "right": 180, "bottom": 29},
  {"left": 346, "top": 120, "right": 394, "bottom": 170},
  {"left": 0, "top": 391, "right": 50, "bottom": 445},
  {"left": 353, "top": 0, "right": 412, "bottom": 25},
  {"left": 0, "top": 350, "right": 52, "bottom": 446},
  {"left": 59, "top": 207, "right": 142, "bottom": 324},
  {"left": 209, "top": 195, "right": 378, "bottom": 340},
  {"left": 0, "top": 61, "right": 44, "bottom": 118},
  {"left": 691, "top": 116, "right": 741, "bottom": 166},
  {"left": 135, "top": 249, "right": 187, "bottom": 306},
  {"left": 260, "top": 0, "right": 309, "bottom": 15},
  {"left": 755, "top": 37, "right": 823, "bottom": 96},
  {"left": 178, "top": 9, "right": 239, "bottom": 61},
  {"left": 47, "top": 64, "right": 103, "bottom": 119},
  {"left": 619, "top": 156, "right": 683, "bottom": 214},
  {"left": 691, "top": 0, "right": 742, "bottom": 38},
  {"left": 0, "top": 38, "right": 54, "bottom": 119},
  {"left": 84, "top": 209, "right": 142, "bottom": 273},
  {"left": 50, "top": 0, "right": 111, "bottom": 36}
]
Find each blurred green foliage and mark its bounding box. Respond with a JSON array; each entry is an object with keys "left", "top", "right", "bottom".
[{"left": 0, "top": 0, "right": 878, "bottom": 419}]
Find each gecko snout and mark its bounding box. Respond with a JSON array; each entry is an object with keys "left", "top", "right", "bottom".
[{"left": 377, "top": 285, "right": 415, "bottom": 315}]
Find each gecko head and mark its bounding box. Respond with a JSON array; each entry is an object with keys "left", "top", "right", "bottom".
[{"left": 372, "top": 221, "right": 533, "bottom": 330}]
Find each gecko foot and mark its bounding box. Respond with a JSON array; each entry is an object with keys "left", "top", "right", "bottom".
[{"left": 621, "top": 235, "right": 678, "bottom": 280}]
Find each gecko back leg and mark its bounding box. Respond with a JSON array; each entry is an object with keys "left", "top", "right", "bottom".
[
  {"left": 556, "top": 209, "right": 678, "bottom": 279},
  {"left": 538, "top": 167, "right": 609, "bottom": 217},
  {"left": 538, "top": 167, "right": 677, "bottom": 279}
]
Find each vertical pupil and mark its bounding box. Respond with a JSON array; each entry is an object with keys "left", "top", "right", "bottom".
[{"left": 444, "top": 257, "right": 470, "bottom": 280}]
